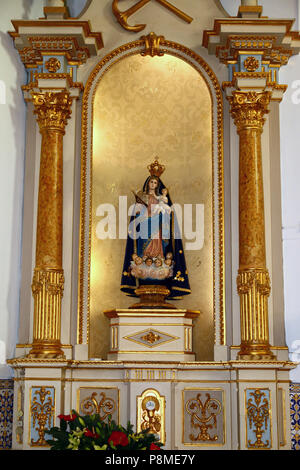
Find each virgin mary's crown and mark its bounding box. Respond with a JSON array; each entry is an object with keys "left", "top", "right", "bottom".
[{"left": 147, "top": 158, "right": 165, "bottom": 178}]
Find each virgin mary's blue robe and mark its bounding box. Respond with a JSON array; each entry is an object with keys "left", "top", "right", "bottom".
[{"left": 120, "top": 176, "right": 191, "bottom": 300}]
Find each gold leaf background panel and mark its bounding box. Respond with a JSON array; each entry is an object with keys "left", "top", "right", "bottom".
[{"left": 90, "top": 54, "right": 213, "bottom": 360}]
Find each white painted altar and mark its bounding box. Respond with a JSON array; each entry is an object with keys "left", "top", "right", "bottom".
[{"left": 6, "top": 0, "right": 300, "bottom": 450}]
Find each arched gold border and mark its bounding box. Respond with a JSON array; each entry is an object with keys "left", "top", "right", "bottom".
[{"left": 78, "top": 38, "right": 225, "bottom": 349}]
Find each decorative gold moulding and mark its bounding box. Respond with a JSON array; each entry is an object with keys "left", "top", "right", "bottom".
[
  {"left": 130, "top": 285, "right": 175, "bottom": 309},
  {"left": 202, "top": 19, "right": 300, "bottom": 76},
  {"left": 8, "top": 20, "right": 104, "bottom": 71}
]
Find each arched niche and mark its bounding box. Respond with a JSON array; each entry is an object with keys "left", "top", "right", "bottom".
[{"left": 78, "top": 37, "right": 225, "bottom": 361}]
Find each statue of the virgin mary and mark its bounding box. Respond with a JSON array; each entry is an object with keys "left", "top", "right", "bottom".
[{"left": 121, "top": 159, "right": 191, "bottom": 308}]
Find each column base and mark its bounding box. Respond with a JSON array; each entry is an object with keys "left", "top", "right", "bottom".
[
  {"left": 237, "top": 343, "right": 277, "bottom": 361},
  {"left": 27, "top": 340, "right": 65, "bottom": 359}
]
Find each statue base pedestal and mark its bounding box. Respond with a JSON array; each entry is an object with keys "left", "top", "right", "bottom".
[{"left": 104, "top": 308, "right": 200, "bottom": 362}]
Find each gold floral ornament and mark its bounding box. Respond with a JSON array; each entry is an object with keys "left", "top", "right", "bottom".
[
  {"left": 31, "top": 387, "right": 55, "bottom": 446},
  {"left": 141, "top": 331, "right": 161, "bottom": 344},
  {"left": 186, "top": 393, "right": 221, "bottom": 442},
  {"left": 80, "top": 392, "right": 116, "bottom": 421},
  {"left": 246, "top": 390, "right": 270, "bottom": 448},
  {"left": 243, "top": 56, "right": 260, "bottom": 72},
  {"left": 45, "top": 57, "right": 61, "bottom": 73}
]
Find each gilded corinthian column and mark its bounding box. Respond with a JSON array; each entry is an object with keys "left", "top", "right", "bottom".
[
  {"left": 28, "top": 91, "right": 72, "bottom": 358},
  {"left": 228, "top": 91, "right": 275, "bottom": 360}
]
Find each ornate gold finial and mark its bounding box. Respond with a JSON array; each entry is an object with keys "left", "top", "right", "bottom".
[{"left": 147, "top": 158, "right": 165, "bottom": 178}]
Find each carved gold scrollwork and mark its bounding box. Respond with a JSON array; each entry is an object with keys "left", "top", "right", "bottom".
[
  {"left": 186, "top": 393, "right": 221, "bottom": 442},
  {"left": 141, "top": 32, "right": 165, "bottom": 57},
  {"left": 80, "top": 392, "right": 116, "bottom": 421},
  {"left": 31, "top": 387, "right": 54, "bottom": 447},
  {"left": 247, "top": 390, "right": 270, "bottom": 448}
]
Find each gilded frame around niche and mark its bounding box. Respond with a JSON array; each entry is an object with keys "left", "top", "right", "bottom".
[{"left": 78, "top": 37, "right": 225, "bottom": 355}]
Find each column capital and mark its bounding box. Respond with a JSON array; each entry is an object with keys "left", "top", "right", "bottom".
[
  {"left": 31, "top": 90, "right": 73, "bottom": 134},
  {"left": 227, "top": 90, "right": 271, "bottom": 132}
]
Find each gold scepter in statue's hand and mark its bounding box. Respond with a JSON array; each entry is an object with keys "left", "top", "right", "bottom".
[{"left": 131, "top": 190, "right": 148, "bottom": 207}]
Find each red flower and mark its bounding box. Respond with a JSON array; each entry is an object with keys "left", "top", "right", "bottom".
[
  {"left": 58, "top": 414, "right": 76, "bottom": 422},
  {"left": 108, "top": 431, "right": 129, "bottom": 447},
  {"left": 150, "top": 443, "right": 160, "bottom": 450},
  {"left": 84, "top": 429, "right": 100, "bottom": 439}
]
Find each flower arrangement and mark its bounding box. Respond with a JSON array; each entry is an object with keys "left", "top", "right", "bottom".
[{"left": 46, "top": 411, "right": 163, "bottom": 451}]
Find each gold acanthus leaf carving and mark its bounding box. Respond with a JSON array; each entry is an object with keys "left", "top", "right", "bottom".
[
  {"left": 32, "top": 91, "right": 72, "bottom": 133},
  {"left": 31, "top": 268, "right": 65, "bottom": 297},
  {"left": 227, "top": 91, "right": 271, "bottom": 131},
  {"left": 237, "top": 269, "right": 271, "bottom": 297}
]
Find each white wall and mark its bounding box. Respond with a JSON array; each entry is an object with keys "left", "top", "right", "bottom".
[{"left": 0, "top": 0, "right": 45, "bottom": 378}]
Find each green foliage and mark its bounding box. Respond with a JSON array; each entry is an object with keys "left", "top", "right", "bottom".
[{"left": 46, "top": 411, "right": 163, "bottom": 451}]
